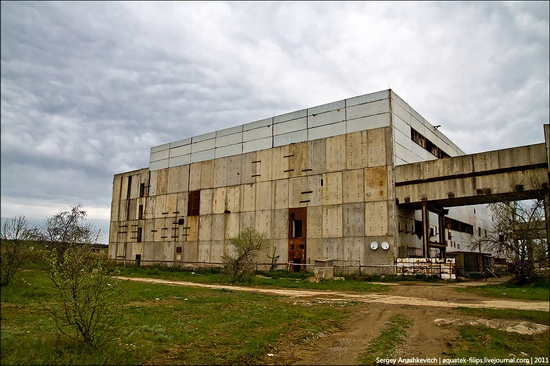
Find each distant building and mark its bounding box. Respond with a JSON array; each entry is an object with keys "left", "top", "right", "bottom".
[{"left": 108, "top": 89, "right": 495, "bottom": 272}]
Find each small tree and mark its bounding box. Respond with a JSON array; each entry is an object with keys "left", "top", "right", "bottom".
[
  {"left": 0, "top": 215, "right": 37, "bottom": 286},
  {"left": 42, "top": 205, "right": 125, "bottom": 349},
  {"left": 45, "top": 244, "right": 126, "bottom": 349},
  {"left": 222, "top": 227, "right": 270, "bottom": 283},
  {"left": 42, "top": 204, "right": 100, "bottom": 261},
  {"left": 471, "top": 198, "right": 548, "bottom": 283}
]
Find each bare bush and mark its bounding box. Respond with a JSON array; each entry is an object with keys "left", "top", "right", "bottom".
[
  {"left": 1, "top": 215, "right": 37, "bottom": 286},
  {"left": 222, "top": 227, "right": 270, "bottom": 283}
]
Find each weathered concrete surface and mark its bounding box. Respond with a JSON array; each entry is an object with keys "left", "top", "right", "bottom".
[{"left": 396, "top": 143, "right": 548, "bottom": 207}]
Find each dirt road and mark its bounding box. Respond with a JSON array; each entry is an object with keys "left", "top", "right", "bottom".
[{"left": 118, "top": 277, "right": 549, "bottom": 365}]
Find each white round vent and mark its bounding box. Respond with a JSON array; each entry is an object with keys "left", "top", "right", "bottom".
[
  {"left": 381, "top": 241, "right": 390, "bottom": 250},
  {"left": 370, "top": 241, "right": 378, "bottom": 250}
]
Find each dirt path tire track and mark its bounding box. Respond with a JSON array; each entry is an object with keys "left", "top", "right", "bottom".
[{"left": 116, "top": 276, "right": 550, "bottom": 312}]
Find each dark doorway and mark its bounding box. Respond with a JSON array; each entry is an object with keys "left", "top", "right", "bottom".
[
  {"left": 135, "top": 254, "right": 141, "bottom": 266},
  {"left": 288, "top": 207, "right": 307, "bottom": 271}
]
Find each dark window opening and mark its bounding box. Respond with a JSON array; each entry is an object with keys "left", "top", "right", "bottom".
[
  {"left": 137, "top": 227, "right": 142, "bottom": 242},
  {"left": 140, "top": 183, "right": 145, "bottom": 198},
  {"left": 138, "top": 205, "right": 144, "bottom": 220},
  {"left": 127, "top": 176, "right": 132, "bottom": 199},
  {"left": 176, "top": 247, "right": 182, "bottom": 254},
  {"left": 292, "top": 220, "right": 303, "bottom": 238},
  {"left": 411, "top": 128, "right": 449, "bottom": 159},
  {"left": 188, "top": 190, "right": 201, "bottom": 216},
  {"left": 445, "top": 217, "right": 474, "bottom": 235}
]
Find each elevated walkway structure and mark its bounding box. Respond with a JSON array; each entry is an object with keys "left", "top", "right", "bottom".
[{"left": 395, "top": 125, "right": 549, "bottom": 258}]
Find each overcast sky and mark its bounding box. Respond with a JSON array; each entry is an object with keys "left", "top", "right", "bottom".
[{"left": 1, "top": 2, "right": 548, "bottom": 242}]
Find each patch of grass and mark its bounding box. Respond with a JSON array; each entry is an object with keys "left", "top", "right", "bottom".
[
  {"left": 1, "top": 267, "right": 354, "bottom": 365},
  {"left": 455, "top": 307, "right": 550, "bottom": 326},
  {"left": 360, "top": 314, "right": 413, "bottom": 365},
  {"left": 117, "top": 265, "right": 390, "bottom": 293},
  {"left": 449, "top": 325, "right": 549, "bottom": 362},
  {"left": 456, "top": 283, "right": 549, "bottom": 301}
]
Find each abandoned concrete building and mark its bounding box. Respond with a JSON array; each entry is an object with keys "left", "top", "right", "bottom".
[{"left": 108, "top": 89, "right": 548, "bottom": 274}]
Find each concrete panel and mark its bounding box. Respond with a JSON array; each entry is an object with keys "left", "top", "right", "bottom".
[
  {"left": 307, "top": 238, "right": 323, "bottom": 262},
  {"left": 167, "top": 165, "right": 188, "bottom": 194},
  {"left": 154, "top": 195, "right": 166, "bottom": 218},
  {"left": 199, "top": 215, "right": 212, "bottom": 241},
  {"left": 226, "top": 213, "right": 240, "bottom": 239},
  {"left": 198, "top": 240, "right": 211, "bottom": 263},
  {"left": 216, "top": 125, "right": 243, "bottom": 137},
  {"left": 145, "top": 197, "right": 156, "bottom": 220},
  {"left": 151, "top": 149, "right": 169, "bottom": 162},
  {"left": 170, "top": 144, "right": 191, "bottom": 158},
  {"left": 255, "top": 210, "right": 272, "bottom": 237},
  {"left": 273, "top": 209, "right": 288, "bottom": 240},
  {"left": 308, "top": 121, "right": 346, "bottom": 141},
  {"left": 393, "top": 113, "right": 411, "bottom": 136},
  {"left": 274, "top": 179, "right": 289, "bottom": 209},
  {"left": 274, "top": 109, "right": 307, "bottom": 124},
  {"left": 364, "top": 166, "right": 388, "bottom": 202},
  {"left": 241, "top": 183, "right": 256, "bottom": 212},
  {"left": 289, "top": 142, "right": 308, "bottom": 177},
  {"left": 190, "top": 149, "right": 215, "bottom": 163},
  {"left": 346, "top": 113, "right": 390, "bottom": 134},
  {"left": 244, "top": 117, "right": 272, "bottom": 131},
  {"left": 322, "top": 172, "right": 343, "bottom": 205},
  {"left": 226, "top": 155, "right": 242, "bottom": 186},
  {"left": 323, "top": 205, "right": 343, "bottom": 238},
  {"left": 169, "top": 155, "right": 191, "bottom": 167},
  {"left": 308, "top": 139, "right": 326, "bottom": 175},
  {"left": 473, "top": 151, "right": 500, "bottom": 172},
  {"left": 191, "top": 138, "right": 216, "bottom": 153},
  {"left": 343, "top": 169, "right": 364, "bottom": 203},
  {"left": 365, "top": 201, "right": 388, "bottom": 236},
  {"left": 186, "top": 216, "right": 199, "bottom": 242},
  {"left": 309, "top": 100, "right": 345, "bottom": 115},
  {"left": 308, "top": 109, "right": 346, "bottom": 129},
  {"left": 212, "top": 187, "right": 226, "bottom": 214},
  {"left": 210, "top": 241, "right": 225, "bottom": 263},
  {"left": 213, "top": 157, "right": 227, "bottom": 188},
  {"left": 170, "top": 138, "right": 192, "bottom": 148},
  {"left": 346, "top": 90, "right": 389, "bottom": 107},
  {"left": 307, "top": 175, "right": 323, "bottom": 206},
  {"left": 226, "top": 185, "right": 241, "bottom": 213},
  {"left": 273, "top": 129, "right": 308, "bottom": 147},
  {"left": 189, "top": 163, "right": 201, "bottom": 191},
  {"left": 367, "top": 128, "right": 387, "bottom": 167},
  {"left": 156, "top": 168, "right": 168, "bottom": 196},
  {"left": 392, "top": 98, "right": 411, "bottom": 125},
  {"left": 216, "top": 132, "right": 243, "bottom": 148},
  {"left": 200, "top": 160, "right": 213, "bottom": 189},
  {"left": 192, "top": 131, "right": 217, "bottom": 143},
  {"left": 347, "top": 99, "right": 390, "bottom": 120},
  {"left": 274, "top": 117, "right": 307, "bottom": 135},
  {"left": 289, "top": 176, "right": 308, "bottom": 207},
  {"left": 272, "top": 145, "right": 290, "bottom": 180},
  {"left": 176, "top": 193, "right": 187, "bottom": 218},
  {"left": 343, "top": 202, "right": 365, "bottom": 237},
  {"left": 346, "top": 131, "right": 368, "bottom": 170},
  {"left": 241, "top": 152, "right": 256, "bottom": 185},
  {"left": 326, "top": 135, "right": 346, "bottom": 172},
  {"left": 183, "top": 241, "right": 198, "bottom": 262},
  {"left": 215, "top": 144, "right": 243, "bottom": 159},
  {"left": 243, "top": 136, "right": 272, "bottom": 154},
  {"left": 256, "top": 148, "right": 273, "bottom": 182},
  {"left": 166, "top": 194, "right": 177, "bottom": 216},
  {"left": 256, "top": 181, "right": 273, "bottom": 211},
  {"left": 307, "top": 206, "right": 323, "bottom": 239},
  {"left": 394, "top": 127, "right": 412, "bottom": 152},
  {"left": 273, "top": 239, "right": 288, "bottom": 264},
  {"left": 211, "top": 214, "right": 225, "bottom": 241},
  {"left": 364, "top": 236, "right": 393, "bottom": 265},
  {"left": 345, "top": 237, "right": 365, "bottom": 264},
  {"left": 150, "top": 159, "right": 169, "bottom": 171},
  {"left": 322, "top": 238, "right": 343, "bottom": 260},
  {"left": 243, "top": 125, "right": 272, "bottom": 142},
  {"left": 144, "top": 219, "right": 155, "bottom": 242},
  {"left": 240, "top": 211, "right": 255, "bottom": 231},
  {"left": 151, "top": 143, "right": 170, "bottom": 154}
]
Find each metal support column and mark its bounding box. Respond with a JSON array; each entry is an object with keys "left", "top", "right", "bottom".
[
  {"left": 422, "top": 201, "right": 430, "bottom": 258},
  {"left": 439, "top": 213, "right": 446, "bottom": 259}
]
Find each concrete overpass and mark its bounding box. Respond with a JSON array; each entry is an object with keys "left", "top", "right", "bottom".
[{"left": 395, "top": 124, "right": 549, "bottom": 257}]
